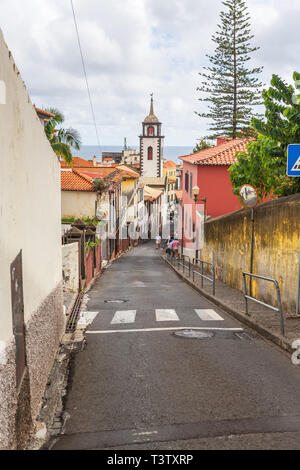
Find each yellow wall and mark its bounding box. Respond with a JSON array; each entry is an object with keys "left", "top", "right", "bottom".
[
  {"left": 164, "top": 167, "right": 177, "bottom": 203},
  {"left": 163, "top": 167, "right": 176, "bottom": 180},
  {"left": 201, "top": 194, "right": 300, "bottom": 313},
  {"left": 122, "top": 178, "right": 136, "bottom": 196},
  {"left": 62, "top": 191, "right": 97, "bottom": 219}
]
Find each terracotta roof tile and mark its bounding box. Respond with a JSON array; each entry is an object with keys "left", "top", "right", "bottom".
[
  {"left": 78, "top": 171, "right": 109, "bottom": 179},
  {"left": 164, "top": 160, "right": 177, "bottom": 169},
  {"left": 116, "top": 165, "right": 140, "bottom": 177},
  {"left": 34, "top": 106, "right": 56, "bottom": 118},
  {"left": 61, "top": 157, "right": 94, "bottom": 169},
  {"left": 179, "top": 138, "right": 254, "bottom": 166},
  {"left": 61, "top": 170, "right": 94, "bottom": 192}
]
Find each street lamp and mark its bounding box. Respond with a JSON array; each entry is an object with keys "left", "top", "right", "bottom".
[
  {"left": 192, "top": 185, "right": 200, "bottom": 203},
  {"left": 192, "top": 185, "right": 207, "bottom": 220}
]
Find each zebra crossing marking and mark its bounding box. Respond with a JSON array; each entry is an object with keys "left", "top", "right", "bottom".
[
  {"left": 195, "top": 309, "right": 224, "bottom": 321},
  {"left": 87, "top": 327, "right": 243, "bottom": 335},
  {"left": 155, "top": 309, "right": 179, "bottom": 322},
  {"left": 111, "top": 310, "right": 137, "bottom": 324}
]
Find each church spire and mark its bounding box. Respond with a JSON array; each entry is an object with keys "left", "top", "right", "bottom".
[
  {"left": 144, "top": 93, "right": 159, "bottom": 123},
  {"left": 150, "top": 93, "right": 154, "bottom": 115}
]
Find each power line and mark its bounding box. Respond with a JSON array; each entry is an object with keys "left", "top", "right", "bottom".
[{"left": 70, "top": 0, "right": 102, "bottom": 157}]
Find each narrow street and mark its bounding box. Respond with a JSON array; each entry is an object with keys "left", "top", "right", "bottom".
[{"left": 51, "top": 244, "right": 300, "bottom": 450}]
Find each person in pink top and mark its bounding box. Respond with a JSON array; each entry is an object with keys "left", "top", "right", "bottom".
[{"left": 171, "top": 238, "right": 180, "bottom": 258}]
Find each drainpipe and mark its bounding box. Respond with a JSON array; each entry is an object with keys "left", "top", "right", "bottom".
[
  {"left": 249, "top": 208, "right": 255, "bottom": 297},
  {"left": 181, "top": 205, "right": 184, "bottom": 256},
  {"left": 296, "top": 234, "right": 300, "bottom": 316}
]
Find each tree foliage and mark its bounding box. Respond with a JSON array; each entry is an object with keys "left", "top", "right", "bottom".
[
  {"left": 230, "top": 72, "right": 300, "bottom": 199},
  {"left": 93, "top": 178, "right": 109, "bottom": 193},
  {"left": 230, "top": 136, "right": 283, "bottom": 201},
  {"left": 193, "top": 138, "right": 213, "bottom": 153},
  {"left": 44, "top": 108, "right": 81, "bottom": 165},
  {"left": 196, "top": 0, "right": 263, "bottom": 139}
]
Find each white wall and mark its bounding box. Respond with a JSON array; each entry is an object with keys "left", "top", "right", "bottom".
[
  {"left": 0, "top": 29, "right": 62, "bottom": 342},
  {"left": 141, "top": 137, "right": 159, "bottom": 177},
  {"left": 61, "top": 191, "right": 97, "bottom": 219}
]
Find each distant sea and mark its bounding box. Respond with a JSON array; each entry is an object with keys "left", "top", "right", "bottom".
[{"left": 73, "top": 145, "right": 193, "bottom": 163}]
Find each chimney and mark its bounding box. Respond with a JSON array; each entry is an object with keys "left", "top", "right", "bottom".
[
  {"left": 216, "top": 137, "right": 227, "bottom": 146},
  {"left": 93, "top": 155, "right": 97, "bottom": 167}
]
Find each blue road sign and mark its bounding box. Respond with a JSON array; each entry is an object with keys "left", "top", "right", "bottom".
[{"left": 287, "top": 144, "right": 300, "bottom": 177}]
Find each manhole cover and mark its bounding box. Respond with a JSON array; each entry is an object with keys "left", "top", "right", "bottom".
[
  {"left": 174, "top": 329, "right": 215, "bottom": 339},
  {"left": 104, "top": 300, "right": 128, "bottom": 304}
]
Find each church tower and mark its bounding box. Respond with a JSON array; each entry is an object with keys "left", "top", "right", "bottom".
[{"left": 140, "top": 95, "right": 164, "bottom": 178}]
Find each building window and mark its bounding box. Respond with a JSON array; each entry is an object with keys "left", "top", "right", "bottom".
[
  {"left": 185, "top": 172, "right": 189, "bottom": 193},
  {"left": 190, "top": 174, "right": 193, "bottom": 198},
  {"left": 148, "top": 126, "right": 154, "bottom": 136},
  {"left": 148, "top": 146, "right": 153, "bottom": 160}
]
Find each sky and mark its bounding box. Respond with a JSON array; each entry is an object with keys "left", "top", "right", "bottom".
[{"left": 0, "top": 0, "right": 299, "bottom": 148}]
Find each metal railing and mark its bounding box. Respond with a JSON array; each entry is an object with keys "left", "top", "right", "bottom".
[
  {"left": 192, "top": 258, "right": 216, "bottom": 296},
  {"left": 166, "top": 252, "right": 191, "bottom": 276},
  {"left": 166, "top": 252, "right": 216, "bottom": 295},
  {"left": 177, "top": 254, "right": 191, "bottom": 276},
  {"left": 242, "top": 272, "right": 285, "bottom": 336}
]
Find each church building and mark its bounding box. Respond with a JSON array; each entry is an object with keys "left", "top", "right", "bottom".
[{"left": 140, "top": 95, "right": 164, "bottom": 178}]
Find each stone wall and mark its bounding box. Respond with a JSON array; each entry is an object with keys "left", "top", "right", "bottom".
[{"left": 201, "top": 194, "right": 300, "bottom": 314}]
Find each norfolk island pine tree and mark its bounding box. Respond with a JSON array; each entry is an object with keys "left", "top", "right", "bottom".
[{"left": 196, "top": 0, "right": 263, "bottom": 139}]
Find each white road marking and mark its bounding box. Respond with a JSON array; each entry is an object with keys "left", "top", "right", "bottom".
[
  {"left": 78, "top": 311, "right": 99, "bottom": 326},
  {"left": 111, "top": 310, "right": 136, "bottom": 324},
  {"left": 86, "top": 327, "right": 243, "bottom": 334},
  {"left": 132, "top": 280, "right": 146, "bottom": 287},
  {"left": 195, "top": 309, "right": 224, "bottom": 321},
  {"left": 156, "top": 309, "right": 179, "bottom": 322}
]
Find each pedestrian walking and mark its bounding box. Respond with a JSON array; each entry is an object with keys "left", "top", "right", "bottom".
[
  {"left": 155, "top": 234, "right": 162, "bottom": 250},
  {"left": 171, "top": 238, "right": 180, "bottom": 258},
  {"left": 166, "top": 236, "right": 174, "bottom": 256}
]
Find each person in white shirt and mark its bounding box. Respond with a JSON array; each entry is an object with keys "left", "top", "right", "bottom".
[{"left": 155, "top": 234, "right": 162, "bottom": 249}]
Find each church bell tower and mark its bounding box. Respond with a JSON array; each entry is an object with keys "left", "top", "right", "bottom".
[{"left": 140, "top": 95, "right": 164, "bottom": 178}]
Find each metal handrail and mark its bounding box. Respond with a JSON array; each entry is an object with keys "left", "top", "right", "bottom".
[
  {"left": 193, "top": 258, "right": 213, "bottom": 267},
  {"left": 242, "top": 272, "right": 285, "bottom": 336},
  {"left": 177, "top": 255, "right": 191, "bottom": 276},
  {"left": 192, "top": 258, "right": 216, "bottom": 296}
]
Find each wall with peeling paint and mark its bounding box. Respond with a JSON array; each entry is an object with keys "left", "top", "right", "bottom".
[
  {"left": 62, "top": 243, "right": 79, "bottom": 293},
  {"left": 201, "top": 194, "right": 300, "bottom": 314}
]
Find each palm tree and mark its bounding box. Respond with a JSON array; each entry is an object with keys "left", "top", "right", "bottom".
[{"left": 44, "top": 108, "right": 81, "bottom": 165}]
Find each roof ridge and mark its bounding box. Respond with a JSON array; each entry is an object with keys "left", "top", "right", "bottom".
[
  {"left": 179, "top": 138, "right": 254, "bottom": 166},
  {"left": 200, "top": 138, "right": 252, "bottom": 162},
  {"left": 73, "top": 169, "right": 94, "bottom": 186}
]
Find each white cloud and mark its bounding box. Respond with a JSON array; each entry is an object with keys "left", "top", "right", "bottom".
[{"left": 0, "top": 0, "right": 299, "bottom": 146}]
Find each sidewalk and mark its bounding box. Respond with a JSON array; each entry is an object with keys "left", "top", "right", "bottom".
[{"left": 163, "top": 255, "right": 300, "bottom": 354}]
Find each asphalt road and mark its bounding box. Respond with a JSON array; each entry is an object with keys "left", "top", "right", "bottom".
[{"left": 52, "top": 244, "right": 300, "bottom": 450}]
